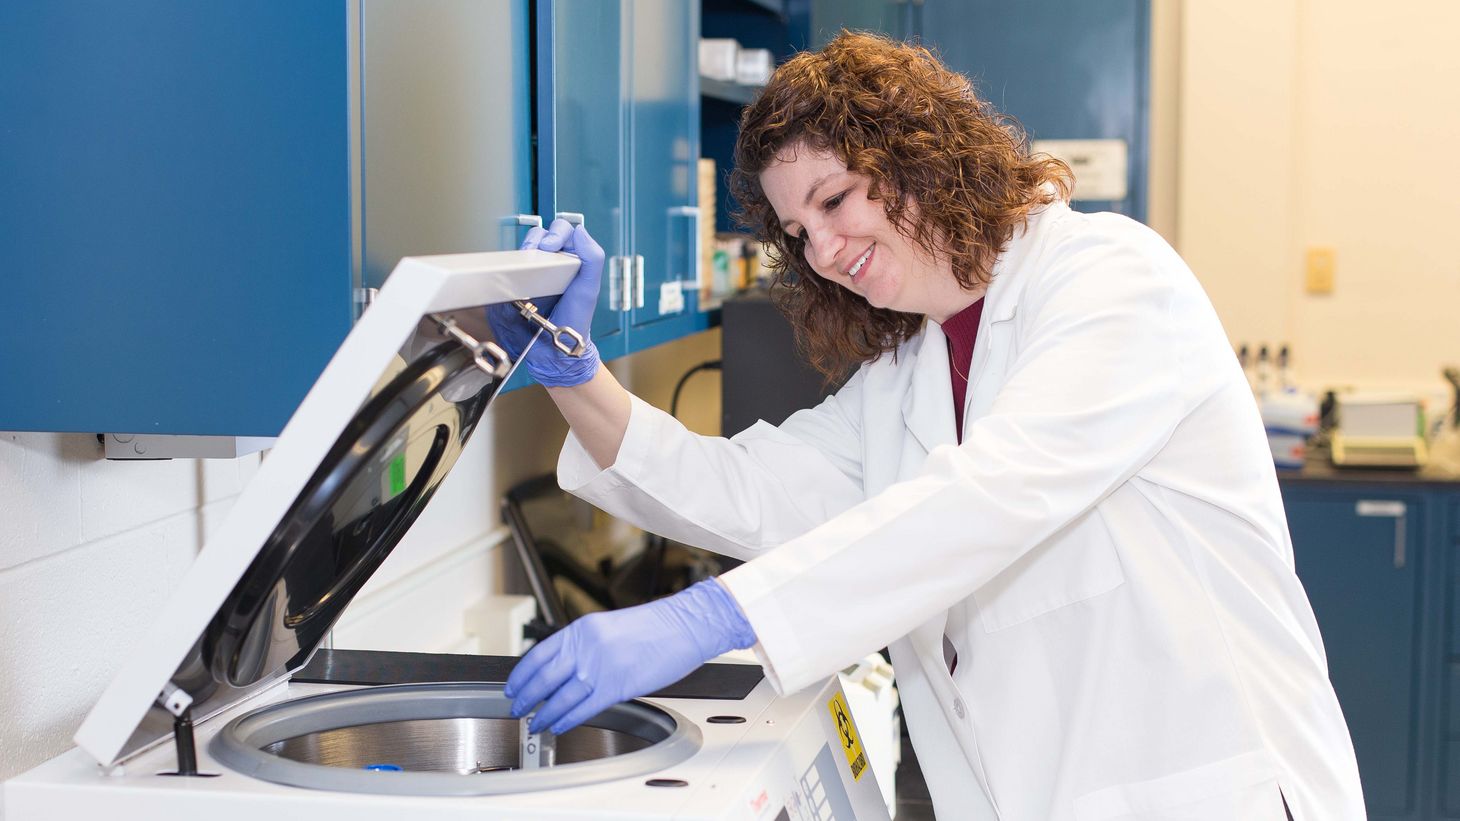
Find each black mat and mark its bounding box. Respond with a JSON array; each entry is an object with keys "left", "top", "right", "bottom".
[{"left": 292, "top": 648, "right": 764, "bottom": 700}]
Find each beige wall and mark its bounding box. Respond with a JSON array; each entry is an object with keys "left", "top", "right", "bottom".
[
  {"left": 1161, "top": 0, "right": 1460, "bottom": 399},
  {"left": 610, "top": 328, "right": 724, "bottom": 437}
]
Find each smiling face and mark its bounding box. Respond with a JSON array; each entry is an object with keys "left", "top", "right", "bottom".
[{"left": 758, "top": 143, "right": 983, "bottom": 323}]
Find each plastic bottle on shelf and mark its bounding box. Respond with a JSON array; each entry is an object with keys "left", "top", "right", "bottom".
[
  {"left": 1255, "top": 344, "right": 1273, "bottom": 399},
  {"left": 1257, "top": 342, "right": 1319, "bottom": 470},
  {"left": 1237, "top": 344, "right": 1253, "bottom": 393}
]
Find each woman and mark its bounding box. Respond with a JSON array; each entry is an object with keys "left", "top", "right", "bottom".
[{"left": 498, "top": 32, "right": 1363, "bottom": 820}]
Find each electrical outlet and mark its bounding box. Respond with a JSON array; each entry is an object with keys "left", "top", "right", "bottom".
[{"left": 1305, "top": 247, "right": 1335, "bottom": 294}]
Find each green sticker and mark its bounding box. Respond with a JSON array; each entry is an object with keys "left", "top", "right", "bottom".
[{"left": 389, "top": 454, "right": 406, "bottom": 497}]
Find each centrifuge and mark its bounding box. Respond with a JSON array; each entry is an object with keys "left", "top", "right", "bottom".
[{"left": 2, "top": 249, "right": 890, "bottom": 820}]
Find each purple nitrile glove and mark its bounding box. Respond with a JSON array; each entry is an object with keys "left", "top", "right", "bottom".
[
  {"left": 503, "top": 579, "right": 757, "bottom": 734},
  {"left": 486, "top": 217, "right": 604, "bottom": 387}
]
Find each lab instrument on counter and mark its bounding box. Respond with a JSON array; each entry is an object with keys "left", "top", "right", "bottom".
[
  {"left": 2, "top": 249, "right": 889, "bottom": 821},
  {"left": 1331, "top": 392, "right": 1429, "bottom": 469}
]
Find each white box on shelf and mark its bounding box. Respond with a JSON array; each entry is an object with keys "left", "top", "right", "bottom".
[
  {"left": 735, "top": 48, "right": 773, "bottom": 86},
  {"left": 699, "top": 38, "right": 739, "bottom": 82}
]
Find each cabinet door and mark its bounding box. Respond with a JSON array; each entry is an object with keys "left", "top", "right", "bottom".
[
  {"left": 0, "top": 2, "right": 353, "bottom": 436},
  {"left": 810, "top": 0, "right": 917, "bottom": 44},
  {"left": 1441, "top": 493, "right": 1460, "bottom": 818},
  {"left": 542, "top": 0, "right": 630, "bottom": 360},
  {"left": 361, "top": 0, "right": 533, "bottom": 288},
  {"left": 1285, "top": 488, "right": 1425, "bottom": 819},
  {"left": 916, "top": 0, "right": 1149, "bottom": 221},
  {"left": 626, "top": 0, "right": 703, "bottom": 347}
]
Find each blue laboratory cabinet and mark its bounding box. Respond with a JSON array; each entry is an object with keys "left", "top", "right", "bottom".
[
  {"left": 808, "top": 0, "right": 1150, "bottom": 222},
  {"left": 1282, "top": 475, "right": 1460, "bottom": 820},
  {"left": 538, "top": 0, "right": 710, "bottom": 362},
  {"left": 0, "top": 1, "right": 535, "bottom": 435}
]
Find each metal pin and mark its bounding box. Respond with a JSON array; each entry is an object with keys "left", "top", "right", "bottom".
[{"left": 519, "top": 716, "right": 556, "bottom": 770}]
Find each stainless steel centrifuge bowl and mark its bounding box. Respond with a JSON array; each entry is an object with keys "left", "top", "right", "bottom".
[{"left": 209, "top": 682, "right": 702, "bottom": 795}]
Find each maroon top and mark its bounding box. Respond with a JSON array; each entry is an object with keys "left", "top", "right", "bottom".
[
  {"left": 942, "top": 298, "right": 985, "bottom": 674},
  {"left": 942, "top": 298, "right": 985, "bottom": 443}
]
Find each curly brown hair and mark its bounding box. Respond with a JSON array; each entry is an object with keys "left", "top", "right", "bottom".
[{"left": 730, "top": 31, "right": 1073, "bottom": 379}]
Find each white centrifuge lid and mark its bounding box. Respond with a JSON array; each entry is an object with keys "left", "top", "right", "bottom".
[{"left": 74, "top": 250, "right": 580, "bottom": 768}]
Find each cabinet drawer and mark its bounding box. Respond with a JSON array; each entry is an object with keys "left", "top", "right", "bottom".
[
  {"left": 1448, "top": 666, "right": 1460, "bottom": 813},
  {"left": 1452, "top": 665, "right": 1460, "bottom": 736},
  {"left": 1453, "top": 582, "right": 1460, "bottom": 658},
  {"left": 1448, "top": 741, "right": 1460, "bottom": 815}
]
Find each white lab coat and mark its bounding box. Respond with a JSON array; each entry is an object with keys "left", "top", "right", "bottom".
[{"left": 557, "top": 200, "right": 1365, "bottom": 820}]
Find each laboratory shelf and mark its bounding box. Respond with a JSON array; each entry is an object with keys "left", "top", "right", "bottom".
[
  {"left": 700, "top": 76, "right": 759, "bottom": 105},
  {"left": 704, "top": 0, "right": 785, "bottom": 18}
]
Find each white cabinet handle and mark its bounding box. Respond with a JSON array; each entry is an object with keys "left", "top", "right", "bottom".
[
  {"left": 1355, "top": 499, "right": 1408, "bottom": 568},
  {"left": 669, "top": 205, "right": 701, "bottom": 288},
  {"left": 608, "top": 255, "right": 632, "bottom": 312},
  {"left": 633, "top": 254, "right": 645, "bottom": 309}
]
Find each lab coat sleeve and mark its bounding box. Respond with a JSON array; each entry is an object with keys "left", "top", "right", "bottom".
[
  {"left": 720, "top": 232, "right": 1197, "bottom": 694},
  {"left": 556, "top": 368, "right": 868, "bottom": 562}
]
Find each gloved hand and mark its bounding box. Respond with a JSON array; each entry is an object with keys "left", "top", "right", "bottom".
[
  {"left": 504, "top": 579, "right": 757, "bottom": 734},
  {"left": 486, "top": 217, "right": 605, "bottom": 387}
]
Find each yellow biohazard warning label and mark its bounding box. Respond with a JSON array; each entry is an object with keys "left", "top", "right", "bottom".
[{"left": 828, "top": 691, "right": 868, "bottom": 781}]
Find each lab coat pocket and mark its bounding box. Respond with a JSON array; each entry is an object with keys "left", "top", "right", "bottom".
[
  {"left": 1072, "top": 751, "right": 1284, "bottom": 821},
  {"left": 973, "top": 514, "right": 1124, "bottom": 633}
]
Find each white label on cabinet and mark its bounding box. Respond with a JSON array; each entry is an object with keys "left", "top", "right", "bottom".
[
  {"left": 1031, "top": 138, "right": 1128, "bottom": 201},
  {"left": 659, "top": 281, "right": 685, "bottom": 315},
  {"left": 1355, "top": 500, "right": 1406, "bottom": 517}
]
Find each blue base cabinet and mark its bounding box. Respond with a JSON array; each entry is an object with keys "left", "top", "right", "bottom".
[
  {"left": 1283, "top": 479, "right": 1460, "bottom": 820},
  {"left": 1440, "top": 495, "right": 1460, "bottom": 818}
]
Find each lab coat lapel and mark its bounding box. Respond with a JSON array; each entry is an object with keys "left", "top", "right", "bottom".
[
  {"left": 960, "top": 213, "right": 1041, "bottom": 427},
  {"left": 901, "top": 321, "right": 958, "bottom": 456},
  {"left": 902, "top": 202, "right": 1049, "bottom": 452},
  {"left": 962, "top": 290, "right": 1019, "bottom": 427}
]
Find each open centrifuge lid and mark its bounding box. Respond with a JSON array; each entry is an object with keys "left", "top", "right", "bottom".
[{"left": 74, "top": 250, "right": 580, "bottom": 768}]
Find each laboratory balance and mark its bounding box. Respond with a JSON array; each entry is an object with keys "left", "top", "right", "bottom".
[{"left": 3, "top": 248, "right": 890, "bottom": 820}]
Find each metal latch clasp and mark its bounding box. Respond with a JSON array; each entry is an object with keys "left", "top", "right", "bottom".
[
  {"left": 431, "top": 314, "right": 513, "bottom": 379},
  {"left": 510, "top": 300, "right": 587, "bottom": 357},
  {"left": 509, "top": 211, "right": 591, "bottom": 357}
]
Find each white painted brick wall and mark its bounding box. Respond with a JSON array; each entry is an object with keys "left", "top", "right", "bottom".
[{"left": 0, "top": 432, "right": 246, "bottom": 784}]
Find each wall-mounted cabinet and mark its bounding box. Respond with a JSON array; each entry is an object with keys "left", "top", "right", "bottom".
[
  {"left": 793, "top": 0, "right": 1152, "bottom": 221},
  {"left": 1, "top": 0, "right": 721, "bottom": 431},
  {"left": 0, "top": 0, "right": 534, "bottom": 437},
  {"left": 535, "top": 0, "right": 710, "bottom": 373},
  {"left": 699, "top": 0, "right": 809, "bottom": 235},
  {"left": 699, "top": 0, "right": 1150, "bottom": 238}
]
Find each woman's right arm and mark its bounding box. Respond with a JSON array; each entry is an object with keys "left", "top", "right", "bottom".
[
  {"left": 555, "top": 366, "right": 868, "bottom": 562},
  {"left": 545, "top": 365, "right": 632, "bottom": 470},
  {"left": 488, "top": 216, "right": 628, "bottom": 466},
  {"left": 493, "top": 217, "right": 865, "bottom": 555}
]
